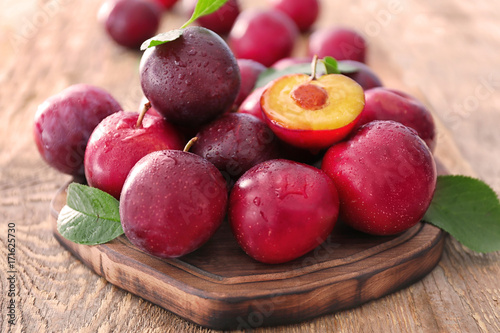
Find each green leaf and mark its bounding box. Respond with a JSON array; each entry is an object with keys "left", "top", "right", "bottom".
[
  {"left": 57, "top": 183, "right": 123, "bottom": 245},
  {"left": 181, "top": 0, "right": 230, "bottom": 29},
  {"left": 140, "top": 29, "right": 183, "bottom": 51},
  {"left": 338, "top": 61, "right": 359, "bottom": 74},
  {"left": 322, "top": 56, "right": 340, "bottom": 74},
  {"left": 255, "top": 63, "right": 326, "bottom": 88},
  {"left": 424, "top": 175, "right": 500, "bottom": 253},
  {"left": 140, "top": 0, "right": 229, "bottom": 49}
]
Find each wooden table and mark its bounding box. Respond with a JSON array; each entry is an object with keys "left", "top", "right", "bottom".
[{"left": 1, "top": 0, "right": 499, "bottom": 332}]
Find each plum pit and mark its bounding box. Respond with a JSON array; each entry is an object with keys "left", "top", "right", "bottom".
[{"left": 290, "top": 83, "right": 328, "bottom": 110}]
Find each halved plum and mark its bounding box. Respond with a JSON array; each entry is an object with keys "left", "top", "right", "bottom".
[{"left": 260, "top": 73, "right": 365, "bottom": 150}]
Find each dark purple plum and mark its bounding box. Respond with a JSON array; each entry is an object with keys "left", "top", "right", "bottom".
[
  {"left": 33, "top": 84, "right": 122, "bottom": 176},
  {"left": 98, "top": 0, "right": 162, "bottom": 49},
  {"left": 120, "top": 150, "right": 228, "bottom": 258},
  {"left": 140, "top": 26, "right": 241, "bottom": 128},
  {"left": 191, "top": 113, "right": 282, "bottom": 181}
]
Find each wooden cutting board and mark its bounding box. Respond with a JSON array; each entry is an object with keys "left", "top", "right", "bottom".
[{"left": 50, "top": 178, "right": 445, "bottom": 330}]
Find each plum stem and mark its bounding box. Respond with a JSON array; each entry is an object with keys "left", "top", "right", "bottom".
[
  {"left": 310, "top": 55, "right": 319, "bottom": 81},
  {"left": 136, "top": 102, "right": 152, "bottom": 128},
  {"left": 183, "top": 137, "right": 198, "bottom": 152}
]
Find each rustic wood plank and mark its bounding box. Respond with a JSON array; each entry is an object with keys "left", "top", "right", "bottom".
[{"left": 0, "top": 0, "right": 499, "bottom": 332}]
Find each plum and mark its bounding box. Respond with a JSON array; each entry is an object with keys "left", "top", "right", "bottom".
[
  {"left": 33, "top": 84, "right": 122, "bottom": 177},
  {"left": 98, "top": 0, "right": 162, "bottom": 49},
  {"left": 271, "top": 56, "right": 310, "bottom": 70},
  {"left": 184, "top": 0, "right": 240, "bottom": 35},
  {"left": 120, "top": 150, "right": 228, "bottom": 258},
  {"left": 322, "top": 120, "right": 437, "bottom": 236},
  {"left": 154, "top": 0, "right": 179, "bottom": 10},
  {"left": 84, "top": 111, "right": 184, "bottom": 199},
  {"left": 260, "top": 73, "right": 365, "bottom": 150},
  {"left": 140, "top": 26, "right": 240, "bottom": 128},
  {"left": 229, "top": 9, "right": 298, "bottom": 67},
  {"left": 191, "top": 113, "right": 282, "bottom": 181},
  {"left": 229, "top": 159, "right": 339, "bottom": 264},
  {"left": 354, "top": 88, "right": 436, "bottom": 150},
  {"left": 308, "top": 27, "right": 367, "bottom": 63},
  {"left": 268, "top": 0, "right": 319, "bottom": 32},
  {"left": 237, "top": 86, "right": 266, "bottom": 121},
  {"left": 234, "top": 59, "right": 267, "bottom": 108}
]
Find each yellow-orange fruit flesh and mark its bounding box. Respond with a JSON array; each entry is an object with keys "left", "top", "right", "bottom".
[{"left": 261, "top": 74, "right": 365, "bottom": 131}]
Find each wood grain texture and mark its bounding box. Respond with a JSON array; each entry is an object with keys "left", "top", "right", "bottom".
[
  {"left": 0, "top": 0, "right": 499, "bottom": 332},
  {"left": 50, "top": 181, "right": 445, "bottom": 330}
]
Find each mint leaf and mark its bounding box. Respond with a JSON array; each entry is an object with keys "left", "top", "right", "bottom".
[
  {"left": 322, "top": 56, "right": 340, "bottom": 74},
  {"left": 181, "top": 0, "right": 230, "bottom": 29},
  {"left": 140, "top": 29, "right": 183, "bottom": 51},
  {"left": 255, "top": 63, "right": 326, "bottom": 88},
  {"left": 424, "top": 175, "right": 500, "bottom": 253},
  {"left": 57, "top": 183, "right": 123, "bottom": 245}
]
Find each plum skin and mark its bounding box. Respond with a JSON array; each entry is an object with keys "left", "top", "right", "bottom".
[
  {"left": 271, "top": 56, "right": 310, "bottom": 70},
  {"left": 154, "top": 0, "right": 178, "bottom": 10},
  {"left": 234, "top": 59, "right": 267, "bottom": 108},
  {"left": 98, "top": 0, "right": 162, "bottom": 49},
  {"left": 268, "top": 0, "right": 320, "bottom": 32},
  {"left": 140, "top": 26, "right": 241, "bottom": 128},
  {"left": 229, "top": 9, "right": 298, "bottom": 67},
  {"left": 321, "top": 120, "right": 437, "bottom": 236},
  {"left": 308, "top": 27, "right": 367, "bottom": 63},
  {"left": 192, "top": 113, "right": 282, "bottom": 181},
  {"left": 33, "top": 84, "right": 122, "bottom": 177},
  {"left": 84, "top": 111, "right": 184, "bottom": 199},
  {"left": 238, "top": 86, "right": 267, "bottom": 121},
  {"left": 229, "top": 159, "right": 339, "bottom": 264},
  {"left": 120, "top": 150, "right": 228, "bottom": 259},
  {"left": 184, "top": 0, "right": 240, "bottom": 35},
  {"left": 339, "top": 60, "right": 383, "bottom": 90},
  {"left": 354, "top": 88, "right": 436, "bottom": 150},
  {"left": 263, "top": 115, "right": 362, "bottom": 151}
]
